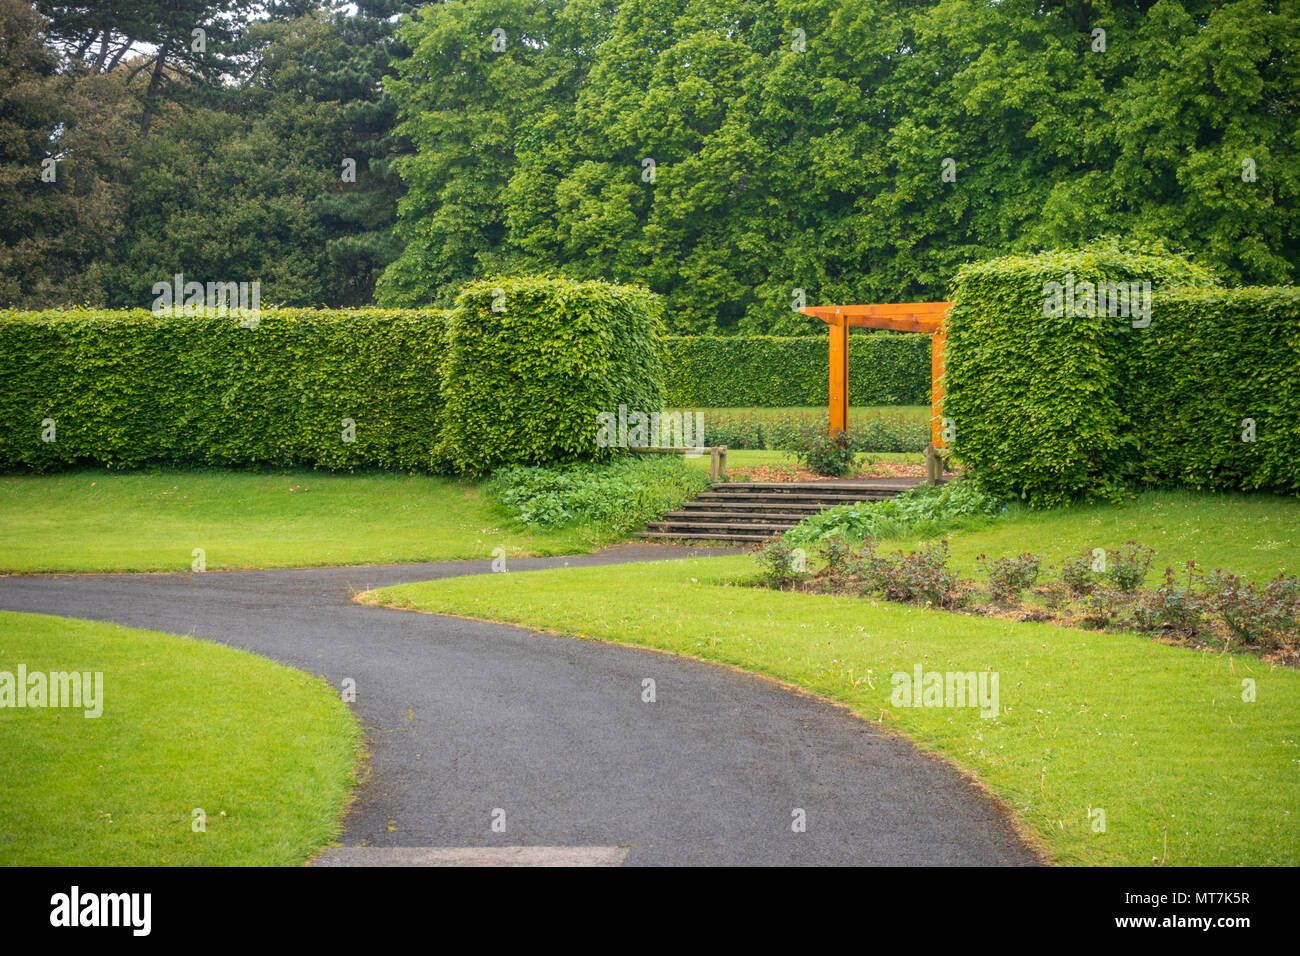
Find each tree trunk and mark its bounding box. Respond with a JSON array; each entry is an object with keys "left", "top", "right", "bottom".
[{"left": 139, "top": 50, "right": 167, "bottom": 136}]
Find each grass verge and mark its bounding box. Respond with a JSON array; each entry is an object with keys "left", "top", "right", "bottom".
[
  {"left": 0, "top": 468, "right": 598, "bottom": 572},
  {"left": 896, "top": 490, "right": 1299, "bottom": 585},
  {"left": 366, "top": 493, "right": 1300, "bottom": 866},
  {"left": 0, "top": 611, "right": 362, "bottom": 865}
]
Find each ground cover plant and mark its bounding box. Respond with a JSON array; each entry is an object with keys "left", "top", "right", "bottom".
[
  {"left": 0, "top": 611, "right": 361, "bottom": 865},
  {"left": 783, "top": 480, "right": 1002, "bottom": 547},
  {"left": 487, "top": 456, "right": 709, "bottom": 538}
]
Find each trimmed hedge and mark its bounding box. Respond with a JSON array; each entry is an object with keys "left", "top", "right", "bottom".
[
  {"left": 945, "top": 240, "right": 1299, "bottom": 505},
  {"left": 0, "top": 308, "right": 449, "bottom": 471},
  {"left": 1130, "top": 287, "right": 1300, "bottom": 495},
  {"left": 438, "top": 276, "right": 665, "bottom": 475},
  {"left": 663, "top": 333, "right": 930, "bottom": 407}
]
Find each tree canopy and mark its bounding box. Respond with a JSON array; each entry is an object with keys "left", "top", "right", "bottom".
[{"left": 2, "top": 0, "right": 1295, "bottom": 327}]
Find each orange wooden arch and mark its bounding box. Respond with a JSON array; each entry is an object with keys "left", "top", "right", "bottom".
[{"left": 799, "top": 302, "right": 952, "bottom": 449}]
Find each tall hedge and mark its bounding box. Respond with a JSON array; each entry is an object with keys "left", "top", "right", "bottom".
[
  {"left": 1130, "top": 287, "right": 1300, "bottom": 495},
  {"left": 0, "top": 308, "right": 448, "bottom": 471},
  {"left": 944, "top": 242, "right": 1221, "bottom": 506},
  {"left": 437, "top": 276, "right": 665, "bottom": 475},
  {"left": 662, "top": 333, "right": 930, "bottom": 407}
]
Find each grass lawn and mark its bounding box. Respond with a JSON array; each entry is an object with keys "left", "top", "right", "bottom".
[
  {"left": 0, "top": 468, "right": 598, "bottom": 573},
  {"left": 897, "top": 490, "right": 1299, "bottom": 585},
  {"left": 675, "top": 405, "right": 929, "bottom": 424},
  {"left": 366, "top": 491, "right": 1300, "bottom": 867},
  {"left": 0, "top": 611, "right": 361, "bottom": 866},
  {"left": 682, "top": 449, "right": 924, "bottom": 472}
]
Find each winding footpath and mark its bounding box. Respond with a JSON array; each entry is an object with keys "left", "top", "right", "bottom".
[{"left": 0, "top": 544, "right": 1038, "bottom": 866}]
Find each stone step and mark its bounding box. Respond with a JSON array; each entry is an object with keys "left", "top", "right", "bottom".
[
  {"left": 635, "top": 477, "right": 923, "bottom": 545},
  {"left": 658, "top": 510, "right": 809, "bottom": 522},
  {"left": 646, "top": 520, "right": 799, "bottom": 533},
  {"left": 680, "top": 500, "right": 831, "bottom": 512},
  {"left": 634, "top": 531, "right": 771, "bottom": 543},
  {"left": 694, "top": 492, "right": 890, "bottom": 505}
]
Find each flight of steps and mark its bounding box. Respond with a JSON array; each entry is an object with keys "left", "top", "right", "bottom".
[{"left": 636, "top": 479, "right": 925, "bottom": 546}]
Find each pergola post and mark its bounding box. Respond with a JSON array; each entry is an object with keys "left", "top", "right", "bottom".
[
  {"left": 828, "top": 314, "right": 850, "bottom": 436},
  {"left": 801, "top": 301, "right": 952, "bottom": 447},
  {"left": 930, "top": 325, "right": 946, "bottom": 450}
]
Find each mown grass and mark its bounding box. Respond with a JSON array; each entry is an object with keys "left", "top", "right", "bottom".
[
  {"left": 0, "top": 468, "right": 597, "bottom": 572},
  {"left": 0, "top": 611, "right": 361, "bottom": 865},
  {"left": 897, "top": 490, "right": 1300, "bottom": 585},
  {"left": 367, "top": 491, "right": 1300, "bottom": 867}
]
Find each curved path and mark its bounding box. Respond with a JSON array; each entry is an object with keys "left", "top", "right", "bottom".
[{"left": 0, "top": 545, "right": 1038, "bottom": 866}]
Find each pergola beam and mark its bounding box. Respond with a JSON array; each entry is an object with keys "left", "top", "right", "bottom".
[{"left": 799, "top": 301, "right": 953, "bottom": 450}]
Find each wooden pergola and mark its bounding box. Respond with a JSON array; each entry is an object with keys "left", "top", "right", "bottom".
[{"left": 798, "top": 302, "right": 952, "bottom": 450}]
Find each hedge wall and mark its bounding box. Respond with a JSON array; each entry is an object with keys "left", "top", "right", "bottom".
[
  {"left": 663, "top": 333, "right": 930, "bottom": 407},
  {"left": 0, "top": 308, "right": 449, "bottom": 471},
  {"left": 437, "top": 276, "right": 665, "bottom": 475},
  {"left": 1130, "top": 286, "right": 1300, "bottom": 495},
  {"left": 944, "top": 241, "right": 1299, "bottom": 505}
]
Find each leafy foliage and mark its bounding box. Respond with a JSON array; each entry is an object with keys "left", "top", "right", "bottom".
[
  {"left": 1128, "top": 286, "right": 1300, "bottom": 495},
  {"left": 0, "top": 308, "right": 448, "bottom": 471},
  {"left": 699, "top": 411, "right": 926, "bottom": 453},
  {"left": 1103, "top": 541, "right": 1157, "bottom": 593},
  {"left": 944, "top": 240, "right": 1222, "bottom": 506},
  {"left": 977, "top": 552, "right": 1042, "bottom": 602},
  {"left": 784, "top": 480, "right": 1000, "bottom": 547},
  {"left": 783, "top": 427, "right": 856, "bottom": 477},
  {"left": 663, "top": 334, "right": 929, "bottom": 405},
  {"left": 437, "top": 275, "right": 666, "bottom": 475},
  {"left": 381, "top": 0, "right": 1300, "bottom": 330},
  {"left": 754, "top": 536, "right": 810, "bottom": 590},
  {"left": 487, "top": 456, "right": 708, "bottom": 535}
]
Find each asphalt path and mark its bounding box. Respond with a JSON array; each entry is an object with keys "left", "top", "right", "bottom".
[{"left": 0, "top": 544, "right": 1038, "bottom": 866}]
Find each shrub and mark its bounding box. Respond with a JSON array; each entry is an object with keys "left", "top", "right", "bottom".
[
  {"left": 816, "top": 536, "right": 858, "bottom": 588},
  {"left": 487, "top": 456, "right": 708, "bottom": 535},
  {"left": 1132, "top": 563, "right": 1205, "bottom": 632},
  {"left": 977, "top": 552, "right": 1043, "bottom": 602},
  {"left": 438, "top": 276, "right": 665, "bottom": 475},
  {"left": 663, "top": 333, "right": 929, "bottom": 407},
  {"left": 1057, "top": 551, "right": 1098, "bottom": 596},
  {"left": 755, "top": 537, "right": 810, "bottom": 590},
  {"left": 784, "top": 425, "right": 856, "bottom": 477},
  {"left": 1199, "top": 569, "right": 1295, "bottom": 647},
  {"left": 695, "top": 411, "right": 926, "bottom": 453},
  {"left": 1078, "top": 586, "right": 1126, "bottom": 629},
  {"left": 873, "top": 540, "right": 970, "bottom": 609},
  {"left": 944, "top": 239, "right": 1220, "bottom": 507},
  {"left": 0, "top": 307, "right": 449, "bottom": 472},
  {"left": 1103, "top": 540, "right": 1156, "bottom": 592}
]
